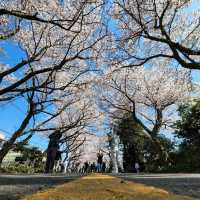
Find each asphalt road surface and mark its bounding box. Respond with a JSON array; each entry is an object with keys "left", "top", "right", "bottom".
[
  {"left": 1, "top": 173, "right": 200, "bottom": 200},
  {"left": 0, "top": 174, "right": 81, "bottom": 200},
  {"left": 116, "top": 173, "right": 200, "bottom": 198}
]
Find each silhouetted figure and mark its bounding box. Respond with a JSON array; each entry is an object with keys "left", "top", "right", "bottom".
[
  {"left": 97, "top": 152, "right": 103, "bottom": 172},
  {"left": 90, "top": 162, "right": 96, "bottom": 172},
  {"left": 60, "top": 162, "right": 65, "bottom": 173},
  {"left": 84, "top": 161, "right": 89, "bottom": 173},
  {"left": 45, "top": 130, "right": 62, "bottom": 173},
  {"left": 102, "top": 162, "right": 106, "bottom": 173}
]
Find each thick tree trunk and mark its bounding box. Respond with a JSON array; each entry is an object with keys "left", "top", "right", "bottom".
[
  {"left": 111, "top": 147, "right": 118, "bottom": 173},
  {"left": 109, "top": 133, "right": 119, "bottom": 173},
  {"left": 0, "top": 142, "right": 12, "bottom": 164}
]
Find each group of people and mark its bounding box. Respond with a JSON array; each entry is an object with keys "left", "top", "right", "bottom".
[
  {"left": 45, "top": 130, "right": 140, "bottom": 174},
  {"left": 82, "top": 161, "right": 106, "bottom": 173},
  {"left": 81, "top": 152, "right": 106, "bottom": 173},
  {"left": 45, "top": 130, "right": 107, "bottom": 174}
]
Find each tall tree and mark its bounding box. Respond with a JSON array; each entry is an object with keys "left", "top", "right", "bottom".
[
  {"left": 112, "top": 0, "right": 200, "bottom": 70},
  {"left": 99, "top": 64, "right": 191, "bottom": 160}
]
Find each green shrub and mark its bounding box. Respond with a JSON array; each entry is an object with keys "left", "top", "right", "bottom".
[{"left": 0, "top": 162, "right": 45, "bottom": 174}]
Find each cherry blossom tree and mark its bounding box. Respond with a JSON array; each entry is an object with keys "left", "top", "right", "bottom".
[
  {"left": 112, "top": 0, "right": 200, "bottom": 70},
  {"left": 0, "top": 0, "right": 107, "bottom": 100},
  {"left": 99, "top": 63, "right": 192, "bottom": 160},
  {"left": 0, "top": 0, "right": 107, "bottom": 165}
]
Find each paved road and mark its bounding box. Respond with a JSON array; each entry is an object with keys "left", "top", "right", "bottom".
[
  {"left": 115, "top": 173, "right": 200, "bottom": 198},
  {"left": 0, "top": 174, "right": 81, "bottom": 200},
  {"left": 1, "top": 173, "right": 200, "bottom": 200}
]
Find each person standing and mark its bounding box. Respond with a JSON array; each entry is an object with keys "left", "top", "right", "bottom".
[
  {"left": 102, "top": 162, "right": 106, "bottom": 173},
  {"left": 45, "top": 130, "right": 62, "bottom": 173},
  {"left": 90, "top": 162, "right": 96, "bottom": 173},
  {"left": 84, "top": 161, "right": 89, "bottom": 173},
  {"left": 97, "top": 152, "right": 103, "bottom": 172}
]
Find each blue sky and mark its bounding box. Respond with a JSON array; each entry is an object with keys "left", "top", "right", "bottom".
[
  {"left": 192, "top": 70, "right": 200, "bottom": 83},
  {"left": 0, "top": 41, "right": 49, "bottom": 150}
]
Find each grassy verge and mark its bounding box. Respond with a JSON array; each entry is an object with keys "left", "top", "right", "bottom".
[{"left": 22, "top": 174, "right": 199, "bottom": 200}]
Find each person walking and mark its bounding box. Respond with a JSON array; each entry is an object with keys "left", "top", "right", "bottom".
[
  {"left": 135, "top": 162, "right": 140, "bottom": 174},
  {"left": 102, "top": 162, "right": 106, "bottom": 173}
]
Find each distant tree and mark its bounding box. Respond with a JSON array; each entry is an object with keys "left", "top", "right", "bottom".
[
  {"left": 175, "top": 100, "right": 200, "bottom": 144},
  {"left": 173, "top": 100, "right": 200, "bottom": 171},
  {"left": 14, "top": 145, "right": 44, "bottom": 167}
]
